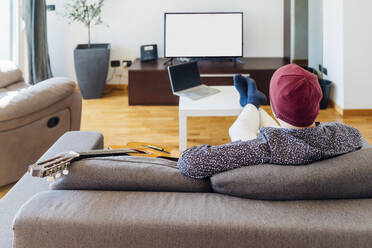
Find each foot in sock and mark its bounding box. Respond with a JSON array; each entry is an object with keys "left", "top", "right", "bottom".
[
  {"left": 233, "top": 74, "right": 248, "bottom": 107},
  {"left": 246, "top": 77, "right": 267, "bottom": 109}
]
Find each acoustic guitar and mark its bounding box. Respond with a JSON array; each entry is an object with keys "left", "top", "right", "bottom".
[{"left": 28, "top": 142, "right": 178, "bottom": 182}]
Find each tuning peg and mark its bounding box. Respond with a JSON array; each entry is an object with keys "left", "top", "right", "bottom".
[
  {"left": 62, "top": 162, "right": 70, "bottom": 175},
  {"left": 47, "top": 176, "right": 54, "bottom": 182},
  {"left": 55, "top": 171, "right": 61, "bottom": 179}
]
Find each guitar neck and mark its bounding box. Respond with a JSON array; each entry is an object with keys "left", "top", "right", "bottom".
[{"left": 78, "top": 148, "right": 139, "bottom": 159}]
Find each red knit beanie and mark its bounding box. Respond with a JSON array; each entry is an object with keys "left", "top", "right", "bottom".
[{"left": 269, "top": 64, "right": 322, "bottom": 127}]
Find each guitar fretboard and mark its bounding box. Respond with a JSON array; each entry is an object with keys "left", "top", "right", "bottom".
[{"left": 78, "top": 148, "right": 141, "bottom": 159}]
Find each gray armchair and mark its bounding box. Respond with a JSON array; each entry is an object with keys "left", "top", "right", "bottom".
[{"left": 0, "top": 61, "right": 82, "bottom": 186}]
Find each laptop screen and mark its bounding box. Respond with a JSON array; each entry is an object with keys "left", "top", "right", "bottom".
[{"left": 168, "top": 62, "right": 202, "bottom": 92}]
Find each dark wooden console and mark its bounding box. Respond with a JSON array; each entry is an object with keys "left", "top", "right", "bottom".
[{"left": 128, "top": 58, "right": 289, "bottom": 105}]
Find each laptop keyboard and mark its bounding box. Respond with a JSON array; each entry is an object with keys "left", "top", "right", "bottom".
[
  {"left": 184, "top": 92, "right": 203, "bottom": 99},
  {"left": 181, "top": 86, "right": 220, "bottom": 100}
]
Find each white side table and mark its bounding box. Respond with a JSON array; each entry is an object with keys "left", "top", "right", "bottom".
[{"left": 179, "top": 86, "right": 243, "bottom": 151}]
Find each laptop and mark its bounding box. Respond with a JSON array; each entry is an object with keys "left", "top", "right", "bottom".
[{"left": 168, "top": 62, "right": 220, "bottom": 100}]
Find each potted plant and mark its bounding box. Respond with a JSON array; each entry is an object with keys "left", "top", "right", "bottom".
[{"left": 65, "top": 0, "right": 110, "bottom": 99}]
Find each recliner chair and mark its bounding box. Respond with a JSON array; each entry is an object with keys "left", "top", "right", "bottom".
[{"left": 0, "top": 61, "right": 82, "bottom": 186}]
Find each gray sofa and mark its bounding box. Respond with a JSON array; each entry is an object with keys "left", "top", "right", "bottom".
[
  {"left": 0, "top": 61, "right": 82, "bottom": 186},
  {"left": 1, "top": 131, "right": 372, "bottom": 248}
]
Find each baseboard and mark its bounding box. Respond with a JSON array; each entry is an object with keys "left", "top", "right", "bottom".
[
  {"left": 329, "top": 99, "right": 372, "bottom": 116},
  {"left": 104, "top": 84, "right": 128, "bottom": 93},
  {"left": 76, "top": 84, "right": 128, "bottom": 95},
  {"left": 343, "top": 109, "right": 372, "bottom": 116},
  {"left": 329, "top": 99, "right": 344, "bottom": 116},
  {"left": 75, "top": 84, "right": 127, "bottom": 92}
]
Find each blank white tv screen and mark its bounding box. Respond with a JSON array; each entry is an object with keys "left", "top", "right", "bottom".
[{"left": 165, "top": 13, "right": 243, "bottom": 58}]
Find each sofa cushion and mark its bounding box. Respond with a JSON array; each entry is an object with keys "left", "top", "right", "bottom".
[
  {"left": 50, "top": 156, "right": 212, "bottom": 192},
  {"left": 0, "top": 61, "right": 23, "bottom": 88},
  {"left": 0, "top": 77, "right": 76, "bottom": 121},
  {"left": 13, "top": 190, "right": 372, "bottom": 248},
  {"left": 211, "top": 148, "right": 372, "bottom": 200}
]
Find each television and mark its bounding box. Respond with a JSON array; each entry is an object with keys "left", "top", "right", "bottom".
[{"left": 164, "top": 12, "right": 243, "bottom": 58}]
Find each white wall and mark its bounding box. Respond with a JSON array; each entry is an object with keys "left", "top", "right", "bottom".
[
  {"left": 308, "top": 0, "right": 323, "bottom": 71},
  {"left": 290, "top": 0, "right": 308, "bottom": 60},
  {"left": 343, "top": 0, "right": 372, "bottom": 109},
  {"left": 322, "top": 0, "right": 344, "bottom": 108},
  {"left": 0, "top": 0, "right": 11, "bottom": 60},
  {"left": 323, "top": 0, "right": 372, "bottom": 109},
  {"left": 46, "top": 0, "right": 284, "bottom": 84}
]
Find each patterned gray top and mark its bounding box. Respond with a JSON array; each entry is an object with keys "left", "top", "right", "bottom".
[{"left": 178, "top": 122, "right": 362, "bottom": 179}]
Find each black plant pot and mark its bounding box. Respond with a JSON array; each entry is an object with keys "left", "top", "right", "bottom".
[
  {"left": 74, "top": 43, "right": 110, "bottom": 99},
  {"left": 319, "top": 79, "right": 332, "bottom": 109}
]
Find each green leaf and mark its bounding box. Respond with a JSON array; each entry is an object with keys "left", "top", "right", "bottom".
[{"left": 63, "top": 0, "right": 109, "bottom": 42}]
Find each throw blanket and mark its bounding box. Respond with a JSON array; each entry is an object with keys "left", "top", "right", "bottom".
[{"left": 178, "top": 122, "right": 362, "bottom": 178}]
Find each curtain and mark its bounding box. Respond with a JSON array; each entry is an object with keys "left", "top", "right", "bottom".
[{"left": 24, "top": 0, "right": 53, "bottom": 85}]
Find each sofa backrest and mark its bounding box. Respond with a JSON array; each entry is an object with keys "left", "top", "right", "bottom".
[{"left": 0, "top": 60, "right": 24, "bottom": 88}]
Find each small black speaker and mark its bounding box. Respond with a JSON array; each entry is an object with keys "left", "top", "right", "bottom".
[{"left": 140, "top": 44, "right": 158, "bottom": 62}]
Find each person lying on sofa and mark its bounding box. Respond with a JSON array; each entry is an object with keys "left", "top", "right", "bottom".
[{"left": 178, "top": 64, "right": 362, "bottom": 179}]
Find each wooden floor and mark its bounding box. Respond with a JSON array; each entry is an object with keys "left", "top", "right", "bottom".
[
  {"left": 1, "top": 89, "right": 372, "bottom": 199},
  {"left": 0, "top": 184, "right": 13, "bottom": 199},
  {"left": 82, "top": 89, "right": 372, "bottom": 150}
]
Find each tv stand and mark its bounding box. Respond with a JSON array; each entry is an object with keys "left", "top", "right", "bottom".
[{"left": 129, "top": 57, "right": 289, "bottom": 105}]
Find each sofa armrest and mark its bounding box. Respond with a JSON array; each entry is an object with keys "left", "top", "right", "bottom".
[
  {"left": 0, "top": 131, "right": 103, "bottom": 248},
  {"left": 0, "top": 77, "right": 76, "bottom": 121}
]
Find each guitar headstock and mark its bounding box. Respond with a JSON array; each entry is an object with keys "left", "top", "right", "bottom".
[{"left": 28, "top": 151, "right": 80, "bottom": 181}]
